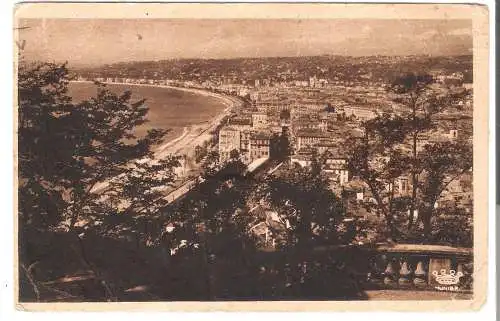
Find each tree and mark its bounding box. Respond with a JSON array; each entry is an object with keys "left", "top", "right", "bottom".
[
  {"left": 229, "top": 148, "right": 240, "bottom": 161},
  {"left": 417, "top": 141, "right": 472, "bottom": 237},
  {"left": 389, "top": 73, "right": 434, "bottom": 229},
  {"left": 345, "top": 73, "right": 472, "bottom": 242},
  {"left": 170, "top": 157, "right": 258, "bottom": 299},
  {"left": 269, "top": 127, "right": 292, "bottom": 162},
  {"left": 261, "top": 160, "right": 345, "bottom": 249},
  {"left": 194, "top": 144, "right": 207, "bottom": 163},
  {"left": 18, "top": 62, "right": 180, "bottom": 301},
  {"left": 198, "top": 150, "right": 222, "bottom": 178},
  {"left": 390, "top": 73, "right": 472, "bottom": 237},
  {"left": 345, "top": 113, "right": 410, "bottom": 239}
]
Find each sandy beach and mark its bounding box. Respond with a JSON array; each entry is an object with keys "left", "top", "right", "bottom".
[
  {"left": 149, "top": 85, "right": 239, "bottom": 159},
  {"left": 71, "top": 80, "right": 240, "bottom": 158},
  {"left": 71, "top": 80, "right": 241, "bottom": 193}
]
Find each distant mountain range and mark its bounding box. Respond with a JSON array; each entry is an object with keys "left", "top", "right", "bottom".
[{"left": 74, "top": 54, "right": 473, "bottom": 84}]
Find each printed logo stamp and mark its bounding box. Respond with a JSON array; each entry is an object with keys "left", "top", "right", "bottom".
[{"left": 432, "top": 269, "right": 463, "bottom": 291}]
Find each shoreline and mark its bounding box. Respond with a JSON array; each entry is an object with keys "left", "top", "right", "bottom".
[
  {"left": 71, "top": 80, "right": 241, "bottom": 187},
  {"left": 71, "top": 80, "right": 240, "bottom": 158}
]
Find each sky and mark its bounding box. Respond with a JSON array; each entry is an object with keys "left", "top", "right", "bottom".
[{"left": 16, "top": 19, "right": 473, "bottom": 67}]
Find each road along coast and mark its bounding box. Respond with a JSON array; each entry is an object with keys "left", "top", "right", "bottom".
[
  {"left": 70, "top": 81, "right": 242, "bottom": 194},
  {"left": 71, "top": 80, "right": 240, "bottom": 161}
]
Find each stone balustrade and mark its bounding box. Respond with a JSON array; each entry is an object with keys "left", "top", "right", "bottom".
[
  {"left": 361, "top": 244, "right": 473, "bottom": 292},
  {"left": 307, "top": 243, "right": 473, "bottom": 294},
  {"left": 211, "top": 243, "right": 475, "bottom": 300}
]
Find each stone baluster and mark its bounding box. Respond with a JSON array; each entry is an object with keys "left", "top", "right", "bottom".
[
  {"left": 413, "top": 260, "right": 427, "bottom": 288},
  {"left": 383, "top": 258, "right": 398, "bottom": 286},
  {"left": 398, "top": 261, "right": 412, "bottom": 286},
  {"left": 456, "top": 262, "right": 470, "bottom": 289},
  {"left": 367, "top": 254, "right": 386, "bottom": 286},
  {"left": 456, "top": 263, "right": 464, "bottom": 276}
]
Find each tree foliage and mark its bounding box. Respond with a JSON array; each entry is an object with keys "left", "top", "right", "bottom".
[
  {"left": 345, "top": 73, "right": 472, "bottom": 242},
  {"left": 261, "top": 160, "right": 345, "bottom": 249},
  {"left": 269, "top": 127, "right": 293, "bottom": 161},
  {"left": 18, "top": 62, "right": 181, "bottom": 301},
  {"left": 19, "top": 62, "right": 180, "bottom": 233}
]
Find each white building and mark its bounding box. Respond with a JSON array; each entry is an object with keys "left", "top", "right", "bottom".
[{"left": 218, "top": 127, "right": 241, "bottom": 163}]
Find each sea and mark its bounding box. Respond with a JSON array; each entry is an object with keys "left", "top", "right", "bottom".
[{"left": 67, "top": 82, "right": 227, "bottom": 144}]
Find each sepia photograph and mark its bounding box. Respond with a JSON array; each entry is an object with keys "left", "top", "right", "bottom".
[{"left": 13, "top": 3, "right": 490, "bottom": 311}]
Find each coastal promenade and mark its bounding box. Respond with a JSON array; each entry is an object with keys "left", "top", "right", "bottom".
[
  {"left": 72, "top": 80, "right": 243, "bottom": 194},
  {"left": 155, "top": 91, "right": 240, "bottom": 160},
  {"left": 72, "top": 80, "right": 242, "bottom": 160}
]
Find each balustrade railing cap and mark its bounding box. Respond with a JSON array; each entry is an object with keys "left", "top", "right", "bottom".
[
  {"left": 310, "top": 243, "right": 473, "bottom": 257},
  {"left": 374, "top": 244, "right": 473, "bottom": 256}
]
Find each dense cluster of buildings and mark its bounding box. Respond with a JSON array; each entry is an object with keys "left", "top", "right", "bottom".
[
  {"left": 77, "top": 61, "right": 474, "bottom": 248},
  {"left": 211, "top": 75, "right": 473, "bottom": 248}
]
